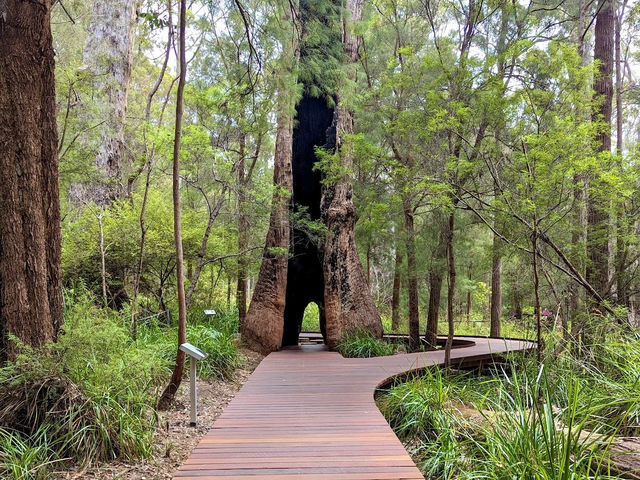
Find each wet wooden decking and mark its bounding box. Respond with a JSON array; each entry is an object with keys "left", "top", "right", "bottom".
[{"left": 174, "top": 337, "right": 533, "bottom": 479}]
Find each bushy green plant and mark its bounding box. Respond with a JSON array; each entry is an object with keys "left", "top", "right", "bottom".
[
  {"left": 0, "top": 291, "right": 170, "bottom": 477},
  {"left": 337, "top": 329, "right": 396, "bottom": 358},
  {"left": 187, "top": 323, "right": 240, "bottom": 379}
]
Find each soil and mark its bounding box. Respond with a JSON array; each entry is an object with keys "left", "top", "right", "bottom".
[{"left": 54, "top": 347, "right": 263, "bottom": 480}]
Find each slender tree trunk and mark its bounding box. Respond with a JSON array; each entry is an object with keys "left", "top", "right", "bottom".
[
  {"left": 97, "top": 209, "right": 108, "bottom": 306},
  {"left": 533, "top": 223, "right": 542, "bottom": 364},
  {"left": 322, "top": 0, "right": 382, "bottom": 348},
  {"left": 0, "top": 0, "right": 63, "bottom": 362},
  {"left": 158, "top": 0, "right": 188, "bottom": 410},
  {"left": 185, "top": 188, "right": 227, "bottom": 308},
  {"left": 425, "top": 217, "right": 447, "bottom": 347},
  {"left": 236, "top": 135, "right": 249, "bottom": 326},
  {"left": 391, "top": 245, "right": 402, "bottom": 331},
  {"left": 403, "top": 198, "right": 420, "bottom": 351},
  {"left": 490, "top": 230, "right": 502, "bottom": 337},
  {"left": 587, "top": 0, "right": 614, "bottom": 307},
  {"left": 131, "top": 160, "right": 152, "bottom": 339},
  {"left": 466, "top": 264, "right": 472, "bottom": 322},
  {"left": 444, "top": 211, "right": 456, "bottom": 368}
]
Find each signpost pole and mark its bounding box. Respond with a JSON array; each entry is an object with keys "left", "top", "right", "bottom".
[{"left": 190, "top": 358, "right": 197, "bottom": 427}]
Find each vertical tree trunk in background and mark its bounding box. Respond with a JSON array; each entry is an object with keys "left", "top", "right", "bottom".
[
  {"left": 614, "top": 4, "right": 629, "bottom": 310},
  {"left": 391, "top": 245, "right": 402, "bottom": 331},
  {"left": 466, "top": 264, "right": 472, "bottom": 321},
  {"left": 403, "top": 199, "right": 420, "bottom": 351},
  {"left": 0, "top": 0, "right": 63, "bottom": 362},
  {"left": 444, "top": 211, "right": 456, "bottom": 367},
  {"left": 490, "top": 230, "right": 502, "bottom": 337},
  {"left": 236, "top": 136, "right": 249, "bottom": 326},
  {"left": 569, "top": 0, "right": 588, "bottom": 339},
  {"left": 73, "top": 0, "right": 138, "bottom": 204},
  {"left": 426, "top": 218, "right": 447, "bottom": 347},
  {"left": 322, "top": 0, "right": 382, "bottom": 348},
  {"left": 158, "top": 0, "right": 187, "bottom": 410},
  {"left": 587, "top": 0, "right": 614, "bottom": 306}
]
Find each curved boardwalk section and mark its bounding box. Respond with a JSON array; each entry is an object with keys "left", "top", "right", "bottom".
[{"left": 174, "top": 337, "right": 533, "bottom": 479}]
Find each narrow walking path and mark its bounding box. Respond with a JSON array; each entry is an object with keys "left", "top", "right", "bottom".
[{"left": 174, "top": 337, "right": 533, "bottom": 479}]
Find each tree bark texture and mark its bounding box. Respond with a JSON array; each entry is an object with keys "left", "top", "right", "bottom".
[
  {"left": 391, "top": 245, "right": 402, "bottom": 331},
  {"left": 403, "top": 198, "right": 420, "bottom": 351},
  {"left": 71, "top": 0, "right": 138, "bottom": 204},
  {"left": 587, "top": 0, "right": 614, "bottom": 303},
  {"left": 490, "top": 230, "right": 502, "bottom": 337},
  {"left": 426, "top": 218, "right": 447, "bottom": 347},
  {"left": 0, "top": 0, "right": 63, "bottom": 362},
  {"left": 236, "top": 138, "right": 249, "bottom": 326},
  {"left": 241, "top": 109, "right": 293, "bottom": 354},
  {"left": 321, "top": 0, "right": 382, "bottom": 348}
]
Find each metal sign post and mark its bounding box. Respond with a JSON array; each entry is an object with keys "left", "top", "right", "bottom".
[{"left": 179, "top": 342, "right": 208, "bottom": 427}]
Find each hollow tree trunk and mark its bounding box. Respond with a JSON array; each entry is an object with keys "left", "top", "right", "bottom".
[
  {"left": 322, "top": 0, "right": 382, "bottom": 348},
  {"left": 241, "top": 31, "right": 297, "bottom": 353},
  {"left": 0, "top": 0, "right": 63, "bottom": 362},
  {"left": 158, "top": 0, "right": 187, "bottom": 410}
]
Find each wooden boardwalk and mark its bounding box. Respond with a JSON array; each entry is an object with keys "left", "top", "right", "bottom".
[{"left": 174, "top": 337, "right": 533, "bottom": 479}]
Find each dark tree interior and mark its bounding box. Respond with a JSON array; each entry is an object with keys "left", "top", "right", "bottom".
[{"left": 282, "top": 95, "right": 336, "bottom": 346}]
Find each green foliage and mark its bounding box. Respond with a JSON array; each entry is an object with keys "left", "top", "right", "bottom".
[
  {"left": 0, "top": 291, "right": 169, "bottom": 476},
  {"left": 337, "top": 329, "right": 396, "bottom": 358},
  {"left": 377, "top": 344, "right": 635, "bottom": 479}
]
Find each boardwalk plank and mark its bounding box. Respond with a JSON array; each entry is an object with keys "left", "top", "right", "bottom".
[{"left": 173, "top": 337, "right": 532, "bottom": 479}]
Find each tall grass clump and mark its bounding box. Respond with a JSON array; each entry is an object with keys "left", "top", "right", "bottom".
[
  {"left": 0, "top": 290, "right": 170, "bottom": 478},
  {"left": 379, "top": 358, "right": 626, "bottom": 480},
  {"left": 337, "top": 328, "right": 396, "bottom": 358}
]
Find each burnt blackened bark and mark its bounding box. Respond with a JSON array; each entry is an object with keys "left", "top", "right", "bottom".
[
  {"left": 283, "top": 96, "right": 332, "bottom": 346},
  {"left": 0, "top": 0, "right": 63, "bottom": 361}
]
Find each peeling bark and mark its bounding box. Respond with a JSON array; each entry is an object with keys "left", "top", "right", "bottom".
[{"left": 71, "top": 0, "right": 138, "bottom": 204}]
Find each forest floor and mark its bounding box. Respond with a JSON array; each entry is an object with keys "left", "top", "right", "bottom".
[{"left": 53, "top": 347, "right": 264, "bottom": 480}]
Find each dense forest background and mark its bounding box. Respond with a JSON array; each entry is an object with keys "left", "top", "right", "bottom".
[{"left": 51, "top": 0, "right": 640, "bottom": 340}]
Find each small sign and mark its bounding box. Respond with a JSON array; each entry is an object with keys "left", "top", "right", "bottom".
[
  {"left": 179, "top": 342, "right": 208, "bottom": 360},
  {"left": 204, "top": 309, "right": 216, "bottom": 316}
]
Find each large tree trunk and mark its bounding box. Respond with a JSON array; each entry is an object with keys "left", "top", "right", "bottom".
[
  {"left": 490, "top": 230, "right": 502, "bottom": 337},
  {"left": 322, "top": 0, "right": 382, "bottom": 348},
  {"left": 241, "top": 109, "right": 293, "bottom": 353},
  {"left": 403, "top": 198, "right": 420, "bottom": 351},
  {"left": 0, "top": 0, "right": 63, "bottom": 362},
  {"left": 71, "top": 0, "right": 138, "bottom": 204},
  {"left": 158, "top": 0, "right": 187, "bottom": 410},
  {"left": 587, "top": 0, "right": 614, "bottom": 305}
]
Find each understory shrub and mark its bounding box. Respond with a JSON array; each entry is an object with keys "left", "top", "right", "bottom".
[
  {"left": 378, "top": 357, "right": 627, "bottom": 480},
  {"left": 0, "top": 291, "right": 170, "bottom": 478}
]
